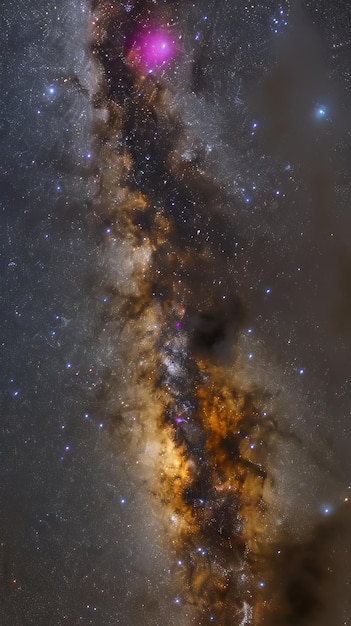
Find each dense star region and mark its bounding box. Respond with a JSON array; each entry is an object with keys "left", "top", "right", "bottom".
[
  {"left": 1, "top": 0, "right": 351, "bottom": 624},
  {"left": 92, "top": 3, "right": 275, "bottom": 623},
  {"left": 91, "top": 0, "right": 351, "bottom": 624}
]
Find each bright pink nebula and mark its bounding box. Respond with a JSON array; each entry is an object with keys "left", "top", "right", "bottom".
[{"left": 138, "top": 29, "right": 175, "bottom": 69}]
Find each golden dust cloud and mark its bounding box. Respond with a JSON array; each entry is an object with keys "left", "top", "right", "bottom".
[{"left": 89, "top": 2, "right": 333, "bottom": 624}]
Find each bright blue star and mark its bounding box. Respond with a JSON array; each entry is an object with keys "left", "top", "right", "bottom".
[
  {"left": 46, "top": 85, "right": 57, "bottom": 99},
  {"left": 315, "top": 105, "right": 327, "bottom": 118}
]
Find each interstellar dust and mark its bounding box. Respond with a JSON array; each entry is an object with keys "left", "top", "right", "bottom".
[{"left": 90, "top": 1, "right": 350, "bottom": 624}]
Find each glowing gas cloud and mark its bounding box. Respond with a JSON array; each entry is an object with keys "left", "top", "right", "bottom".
[{"left": 125, "top": 26, "right": 176, "bottom": 72}]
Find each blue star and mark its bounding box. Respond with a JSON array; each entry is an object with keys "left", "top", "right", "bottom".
[
  {"left": 315, "top": 105, "right": 327, "bottom": 119},
  {"left": 321, "top": 504, "right": 332, "bottom": 515}
]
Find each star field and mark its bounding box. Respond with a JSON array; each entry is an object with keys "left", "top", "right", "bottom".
[{"left": 1, "top": 0, "right": 351, "bottom": 624}]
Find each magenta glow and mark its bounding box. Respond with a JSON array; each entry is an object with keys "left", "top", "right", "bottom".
[{"left": 138, "top": 29, "right": 176, "bottom": 69}]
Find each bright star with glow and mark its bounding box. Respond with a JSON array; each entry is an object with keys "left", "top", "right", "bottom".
[
  {"left": 321, "top": 504, "right": 333, "bottom": 515},
  {"left": 315, "top": 105, "right": 327, "bottom": 118}
]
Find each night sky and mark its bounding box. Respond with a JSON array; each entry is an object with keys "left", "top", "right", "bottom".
[{"left": 1, "top": 1, "right": 351, "bottom": 624}]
